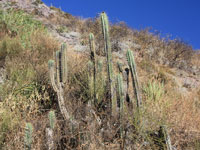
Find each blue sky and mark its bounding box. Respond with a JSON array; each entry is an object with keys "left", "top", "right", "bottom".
[{"left": 42, "top": 0, "right": 200, "bottom": 50}]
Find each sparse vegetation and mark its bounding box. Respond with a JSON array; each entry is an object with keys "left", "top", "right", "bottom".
[{"left": 0, "top": 2, "right": 199, "bottom": 150}]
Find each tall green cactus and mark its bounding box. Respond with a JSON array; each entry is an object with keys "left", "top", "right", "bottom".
[
  {"left": 48, "top": 60, "right": 57, "bottom": 91},
  {"left": 49, "top": 111, "right": 56, "bottom": 130},
  {"left": 126, "top": 49, "right": 142, "bottom": 108},
  {"left": 116, "top": 74, "right": 125, "bottom": 138},
  {"left": 61, "top": 43, "right": 68, "bottom": 84},
  {"left": 87, "top": 60, "right": 94, "bottom": 101},
  {"left": 55, "top": 51, "right": 61, "bottom": 84},
  {"left": 48, "top": 43, "right": 71, "bottom": 121},
  {"left": 89, "top": 33, "right": 97, "bottom": 105},
  {"left": 55, "top": 43, "right": 68, "bottom": 84},
  {"left": 24, "top": 123, "right": 33, "bottom": 150},
  {"left": 101, "top": 12, "right": 114, "bottom": 113}
]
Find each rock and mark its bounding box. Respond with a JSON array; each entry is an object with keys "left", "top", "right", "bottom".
[{"left": 60, "top": 31, "right": 81, "bottom": 45}]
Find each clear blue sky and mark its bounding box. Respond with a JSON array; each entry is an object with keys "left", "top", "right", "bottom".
[{"left": 42, "top": 0, "right": 200, "bottom": 50}]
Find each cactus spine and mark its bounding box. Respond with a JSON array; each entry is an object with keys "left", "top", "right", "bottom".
[
  {"left": 126, "top": 50, "right": 142, "bottom": 108},
  {"left": 24, "top": 123, "right": 33, "bottom": 150},
  {"left": 48, "top": 43, "right": 71, "bottom": 121},
  {"left": 116, "top": 74, "right": 125, "bottom": 138},
  {"left": 89, "top": 33, "right": 97, "bottom": 105},
  {"left": 101, "top": 12, "right": 114, "bottom": 113},
  {"left": 49, "top": 111, "right": 56, "bottom": 130}
]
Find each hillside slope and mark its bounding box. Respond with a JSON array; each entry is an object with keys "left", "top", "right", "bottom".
[{"left": 0, "top": 0, "right": 200, "bottom": 149}]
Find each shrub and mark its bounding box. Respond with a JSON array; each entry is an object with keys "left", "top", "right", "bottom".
[{"left": 0, "top": 9, "right": 45, "bottom": 48}]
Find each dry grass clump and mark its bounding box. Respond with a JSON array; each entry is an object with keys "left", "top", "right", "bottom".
[{"left": 166, "top": 90, "right": 200, "bottom": 149}]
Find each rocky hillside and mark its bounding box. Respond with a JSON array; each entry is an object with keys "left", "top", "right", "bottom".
[{"left": 0, "top": 0, "right": 200, "bottom": 149}]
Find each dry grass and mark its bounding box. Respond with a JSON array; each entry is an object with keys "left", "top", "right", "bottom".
[
  {"left": 0, "top": 6, "right": 200, "bottom": 150},
  {"left": 166, "top": 90, "right": 200, "bottom": 149}
]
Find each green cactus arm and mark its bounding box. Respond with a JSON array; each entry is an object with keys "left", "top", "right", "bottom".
[
  {"left": 89, "top": 33, "right": 97, "bottom": 105},
  {"left": 55, "top": 51, "right": 61, "bottom": 84},
  {"left": 48, "top": 60, "right": 58, "bottom": 92},
  {"left": 49, "top": 110, "right": 56, "bottom": 130},
  {"left": 100, "top": 12, "right": 114, "bottom": 114},
  {"left": 126, "top": 50, "right": 142, "bottom": 108},
  {"left": 61, "top": 43, "right": 68, "bottom": 84},
  {"left": 116, "top": 74, "right": 125, "bottom": 138},
  {"left": 101, "top": 12, "right": 113, "bottom": 81}
]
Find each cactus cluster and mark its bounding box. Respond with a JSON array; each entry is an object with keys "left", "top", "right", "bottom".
[
  {"left": 48, "top": 43, "right": 70, "bottom": 121},
  {"left": 46, "top": 13, "right": 173, "bottom": 147},
  {"left": 47, "top": 12, "right": 143, "bottom": 141}
]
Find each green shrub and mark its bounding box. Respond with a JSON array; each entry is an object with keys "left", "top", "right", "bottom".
[
  {"left": 0, "top": 9, "right": 45, "bottom": 48},
  {"left": 143, "top": 80, "right": 165, "bottom": 102}
]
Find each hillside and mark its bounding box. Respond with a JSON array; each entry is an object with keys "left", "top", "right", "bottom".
[{"left": 0, "top": 0, "right": 200, "bottom": 149}]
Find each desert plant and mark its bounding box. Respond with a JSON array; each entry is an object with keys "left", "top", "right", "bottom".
[
  {"left": 116, "top": 74, "right": 125, "bottom": 138},
  {"left": 100, "top": 12, "right": 115, "bottom": 114},
  {"left": 24, "top": 123, "right": 33, "bottom": 150},
  {"left": 60, "top": 43, "right": 68, "bottom": 84},
  {"left": 48, "top": 44, "right": 71, "bottom": 121},
  {"left": 89, "top": 33, "right": 97, "bottom": 105},
  {"left": 126, "top": 49, "right": 142, "bottom": 108},
  {"left": 87, "top": 60, "right": 94, "bottom": 101},
  {"left": 48, "top": 111, "right": 56, "bottom": 130}
]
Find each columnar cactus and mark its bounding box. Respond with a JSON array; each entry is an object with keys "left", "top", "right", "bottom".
[
  {"left": 55, "top": 44, "right": 68, "bottom": 84},
  {"left": 61, "top": 43, "right": 68, "bottom": 84},
  {"left": 48, "top": 60, "right": 58, "bottom": 92},
  {"left": 24, "top": 123, "right": 33, "bottom": 150},
  {"left": 89, "top": 33, "right": 97, "bottom": 105},
  {"left": 101, "top": 12, "right": 113, "bottom": 83},
  {"left": 46, "top": 111, "right": 56, "bottom": 150},
  {"left": 100, "top": 12, "right": 114, "bottom": 113},
  {"left": 116, "top": 74, "right": 125, "bottom": 138},
  {"left": 49, "top": 111, "right": 56, "bottom": 130},
  {"left": 48, "top": 43, "right": 71, "bottom": 121},
  {"left": 55, "top": 51, "right": 60, "bottom": 84},
  {"left": 126, "top": 49, "right": 142, "bottom": 108},
  {"left": 87, "top": 60, "right": 94, "bottom": 100}
]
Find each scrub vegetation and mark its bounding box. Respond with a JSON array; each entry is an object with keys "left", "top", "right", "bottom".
[{"left": 0, "top": 2, "right": 200, "bottom": 150}]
